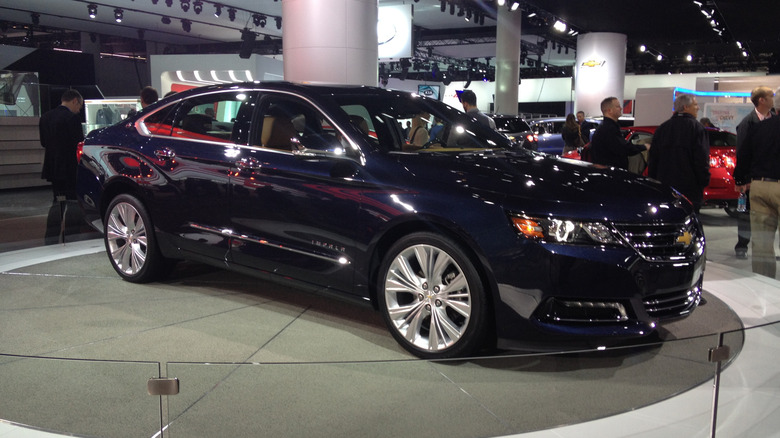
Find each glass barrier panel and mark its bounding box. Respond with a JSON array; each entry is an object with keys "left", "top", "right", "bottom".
[
  {"left": 166, "top": 335, "right": 721, "bottom": 437},
  {"left": 0, "top": 354, "right": 162, "bottom": 438},
  {"left": 714, "top": 323, "right": 780, "bottom": 437}
]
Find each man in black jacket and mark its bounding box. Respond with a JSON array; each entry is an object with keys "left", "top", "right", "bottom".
[
  {"left": 590, "top": 96, "right": 647, "bottom": 169},
  {"left": 648, "top": 93, "right": 711, "bottom": 212},
  {"left": 733, "top": 89, "right": 780, "bottom": 278},
  {"left": 39, "top": 89, "right": 84, "bottom": 243},
  {"left": 40, "top": 89, "right": 84, "bottom": 200}
]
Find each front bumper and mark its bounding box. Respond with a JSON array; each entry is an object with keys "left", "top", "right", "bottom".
[{"left": 491, "top": 226, "right": 706, "bottom": 350}]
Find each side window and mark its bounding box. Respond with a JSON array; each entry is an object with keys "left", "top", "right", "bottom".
[
  {"left": 168, "top": 91, "right": 257, "bottom": 144},
  {"left": 141, "top": 103, "right": 177, "bottom": 136},
  {"left": 257, "top": 94, "right": 351, "bottom": 157}
]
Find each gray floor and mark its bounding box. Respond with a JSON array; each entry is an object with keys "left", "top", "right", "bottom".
[{"left": 0, "top": 186, "right": 759, "bottom": 438}]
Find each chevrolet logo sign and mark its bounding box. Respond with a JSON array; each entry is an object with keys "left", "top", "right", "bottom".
[{"left": 676, "top": 231, "right": 693, "bottom": 246}]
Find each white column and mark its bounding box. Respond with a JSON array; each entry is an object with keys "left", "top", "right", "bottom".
[
  {"left": 282, "top": 0, "right": 378, "bottom": 86},
  {"left": 574, "top": 32, "right": 627, "bottom": 117},
  {"left": 493, "top": 6, "right": 522, "bottom": 115}
]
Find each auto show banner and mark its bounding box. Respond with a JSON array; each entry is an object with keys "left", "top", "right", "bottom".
[{"left": 574, "top": 33, "right": 627, "bottom": 118}]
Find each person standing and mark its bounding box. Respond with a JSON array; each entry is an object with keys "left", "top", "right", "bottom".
[
  {"left": 647, "top": 94, "right": 710, "bottom": 212},
  {"left": 127, "top": 86, "right": 159, "bottom": 118},
  {"left": 576, "top": 110, "right": 596, "bottom": 145},
  {"left": 732, "top": 86, "right": 775, "bottom": 259},
  {"left": 560, "top": 113, "right": 582, "bottom": 155},
  {"left": 590, "top": 97, "right": 647, "bottom": 169},
  {"left": 733, "top": 89, "right": 780, "bottom": 278},
  {"left": 39, "top": 89, "right": 84, "bottom": 244},
  {"left": 460, "top": 90, "right": 496, "bottom": 130}
]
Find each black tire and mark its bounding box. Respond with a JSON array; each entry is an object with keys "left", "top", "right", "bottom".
[
  {"left": 724, "top": 202, "right": 742, "bottom": 219},
  {"left": 103, "top": 194, "right": 172, "bottom": 283},
  {"left": 377, "top": 232, "right": 489, "bottom": 359}
]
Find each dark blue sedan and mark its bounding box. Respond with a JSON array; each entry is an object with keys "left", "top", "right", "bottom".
[{"left": 76, "top": 82, "right": 705, "bottom": 359}]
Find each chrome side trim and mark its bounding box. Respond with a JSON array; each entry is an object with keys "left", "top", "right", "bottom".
[{"left": 188, "top": 223, "right": 351, "bottom": 265}]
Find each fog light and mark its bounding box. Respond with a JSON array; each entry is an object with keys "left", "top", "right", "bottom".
[{"left": 541, "top": 298, "right": 629, "bottom": 323}]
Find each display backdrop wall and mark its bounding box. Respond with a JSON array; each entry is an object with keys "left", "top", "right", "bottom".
[{"left": 574, "top": 32, "right": 627, "bottom": 117}]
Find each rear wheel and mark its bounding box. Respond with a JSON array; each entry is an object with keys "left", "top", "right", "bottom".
[
  {"left": 104, "top": 194, "right": 172, "bottom": 283},
  {"left": 378, "top": 232, "right": 489, "bottom": 359}
]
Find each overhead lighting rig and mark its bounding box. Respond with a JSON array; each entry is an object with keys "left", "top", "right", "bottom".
[{"left": 87, "top": 4, "right": 97, "bottom": 19}]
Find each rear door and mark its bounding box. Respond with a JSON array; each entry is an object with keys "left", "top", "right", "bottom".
[{"left": 138, "top": 89, "right": 259, "bottom": 261}]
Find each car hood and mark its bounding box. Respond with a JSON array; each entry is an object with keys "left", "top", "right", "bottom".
[{"left": 396, "top": 150, "right": 692, "bottom": 221}]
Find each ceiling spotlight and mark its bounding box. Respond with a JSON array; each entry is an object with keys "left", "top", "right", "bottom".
[
  {"left": 639, "top": 44, "right": 647, "bottom": 52},
  {"left": 686, "top": 54, "right": 693, "bottom": 62},
  {"left": 161, "top": 16, "right": 171, "bottom": 24},
  {"left": 253, "top": 14, "right": 267, "bottom": 27},
  {"left": 440, "top": 0, "right": 446, "bottom": 12},
  {"left": 181, "top": 19, "right": 191, "bottom": 32},
  {"left": 193, "top": 1, "right": 203, "bottom": 14},
  {"left": 165, "top": 0, "right": 173, "bottom": 7},
  {"left": 214, "top": 4, "right": 222, "bottom": 17},
  {"left": 553, "top": 20, "right": 567, "bottom": 32},
  {"left": 151, "top": 0, "right": 159, "bottom": 4},
  {"left": 497, "top": 0, "right": 505, "bottom": 5},
  {"left": 87, "top": 4, "right": 97, "bottom": 19},
  {"left": 656, "top": 54, "right": 663, "bottom": 61},
  {"left": 275, "top": 16, "right": 282, "bottom": 29},
  {"left": 228, "top": 7, "right": 237, "bottom": 21},
  {"left": 742, "top": 50, "right": 749, "bottom": 57},
  {"left": 31, "top": 12, "right": 40, "bottom": 25},
  {"left": 180, "top": 1, "right": 190, "bottom": 12},
  {"left": 114, "top": 8, "right": 123, "bottom": 23},
  {"left": 510, "top": 1, "right": 520, "bottom": 11}
]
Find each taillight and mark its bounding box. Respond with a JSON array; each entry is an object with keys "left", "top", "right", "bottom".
[
  {"left": 709, "top": 149, "right": 736, "bottom": 174},
  {"left": 77, "top": 141, "right": 84, "bottom": 163}
]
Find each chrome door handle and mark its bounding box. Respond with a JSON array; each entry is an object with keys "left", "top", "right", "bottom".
[{"left": 154, "top": 148, "right": 175, "bottom": 160}]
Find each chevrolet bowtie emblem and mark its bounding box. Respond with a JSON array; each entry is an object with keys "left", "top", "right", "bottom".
[{"left": 676, "top": 231, "right": 692, "bottom": 246}]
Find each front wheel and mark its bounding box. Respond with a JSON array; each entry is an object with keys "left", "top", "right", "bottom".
[
  {"left": 104, "top": 194, "right": 172, "bottom": 283},
  {"left": 377, "top": 232, "right": 489, "bottom": 359}
]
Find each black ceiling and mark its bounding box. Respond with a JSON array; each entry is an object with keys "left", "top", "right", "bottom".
[
  {"left": 524, "top": 0, "right": 779, "bottom": 73},
  {"left": 1, "top": 0, "right": 777, "bottom": 79}
]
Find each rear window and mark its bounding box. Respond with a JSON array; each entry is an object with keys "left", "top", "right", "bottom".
[
  {"left": 708, "top": 130, "right": 736, "bottom": 147},
  {"left": 493, "top": 118, "right": 531, "bottom": 133}
]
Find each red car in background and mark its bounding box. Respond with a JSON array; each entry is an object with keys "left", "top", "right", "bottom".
[{"left": 563, "top": 126, "right": 739, "bottom": 215}]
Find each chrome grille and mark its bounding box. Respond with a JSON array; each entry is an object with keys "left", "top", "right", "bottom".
[
  {"left": 644, "top": 285, "right": 701, "bottom": 319},
  {"left": 613, "top": 217, "right": 700, "bottom": 262}
]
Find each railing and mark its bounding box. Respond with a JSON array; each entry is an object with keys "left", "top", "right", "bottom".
[{"left": 1, "top": 323, "right": 776, "bottom": 438}]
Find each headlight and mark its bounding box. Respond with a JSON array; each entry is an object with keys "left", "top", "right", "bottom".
[{"left": 510, "top": 215, "right": 621, "bottom": 245}]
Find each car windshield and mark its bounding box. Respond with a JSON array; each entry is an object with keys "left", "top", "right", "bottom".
[{"left": 329, "top": 92, "right": 515, "bottom": 153}]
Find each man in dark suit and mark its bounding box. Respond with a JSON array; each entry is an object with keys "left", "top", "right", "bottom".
[
  {"left": 39, "top": 89, "right": 84, "bottom": 243},
  {"left": 733, "top": 88, "right": 780, "bottom": 278},
  {"left": 40, "top": 89, "right": 84, "bottom": 200},
  {"left": 648, "top": 93, "right": 711, "bottom": 212},
  {"left": 733, "top": 86, "right": 775, "bottom": 259}
]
